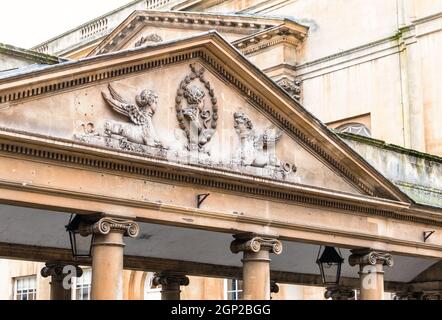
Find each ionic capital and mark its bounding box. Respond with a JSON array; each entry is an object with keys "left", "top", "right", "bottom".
[
  {"left": 270, "top": 281, "right": 280, "bottom": 294},
  {"left": 152, "top": 273, "right": 190, "bottom": 287},
  {"left": 41, "top": 263, "right": 83, "bottom": 281},
  {"left": 349, "top": 249, "right": 394, "bottom": 268},
  {"left": 80, "top": 217, "right": 140, "bottom": 238},
  {"left": 325, "top": 286, "right": 355, "bottom": 300},
  {"left": 230, "top": 233, "right": 283, "bottom": 255}
]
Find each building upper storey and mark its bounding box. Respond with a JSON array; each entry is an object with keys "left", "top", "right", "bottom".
[{"left": 17, "top": 0, "right": 442, "bottom": 157}]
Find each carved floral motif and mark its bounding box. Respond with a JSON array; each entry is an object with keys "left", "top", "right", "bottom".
[{"left": 277, "top": 77, "right": 301, "bottom": 101}]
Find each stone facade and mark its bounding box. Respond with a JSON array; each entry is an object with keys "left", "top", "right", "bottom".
[{"left": 0, "top": 0, "right": 441, "bottom": 301}]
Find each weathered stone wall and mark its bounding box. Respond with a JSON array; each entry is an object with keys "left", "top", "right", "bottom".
[{"left": 341, "top": 133, "right": 442, "bottom": 208}]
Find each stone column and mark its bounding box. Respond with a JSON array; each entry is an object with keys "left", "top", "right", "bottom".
[
  {"left": 41, "top": 263, "right": 83, "bottom": 300},
  {"left": 324, "top": 287, "right": 355, "bottom": 300},
  {"left": 349, "top": 249, "right": 394, "bottom": 300},
  {"left": 81, "top": 217, "right": 139, "bottom": 300},
  {"left": 231, "top": 233, "right": 283, "bottom": 300},
  {"left": 153, "top": 272, "right": 190, "bottom": 300}
]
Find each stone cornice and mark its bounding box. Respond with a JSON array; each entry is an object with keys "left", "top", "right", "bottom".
[
  {"left": 0, "top": 43, "right": 63, "bottom": 65},
  {"left": 89, "top": 10, "right": 308, "bottom": 56},
  {"left": 233, "top": 24, "right": 307, "bottom": 55},
  {"left": 1, "top": 128, "right": 442, "bottom": 230},
  {"left": 0, "top": 32, "right": 410, "bottom": 202}
]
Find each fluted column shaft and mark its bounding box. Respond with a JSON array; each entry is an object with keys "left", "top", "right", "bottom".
[
  {"left": 349, "top": 249, "right": 393, "bottom": 300},
  {"left": 231, "top": 233, "right": 282, "bottom": 300}
]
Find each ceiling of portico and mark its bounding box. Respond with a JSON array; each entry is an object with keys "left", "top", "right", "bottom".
[{"left": 0, "top": 204, "right": 437, "bottom": 284}]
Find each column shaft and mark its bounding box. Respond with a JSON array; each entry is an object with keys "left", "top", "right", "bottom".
[
  {"left": 231, "top": 234, "right": 282, "bottom": 301},
  {"left": 91, "top": 232, "right": 125, "bottom": 300},
  {"left": 349, "top": 249, "right": 393, "bottom": 301},
  {"left": 242, "top": 250, "right": 271, "bottom": 300}
]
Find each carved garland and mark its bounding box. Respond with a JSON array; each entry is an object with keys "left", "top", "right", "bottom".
[{"left": 175, "top": 64, "right": 218, "bottom": 154}]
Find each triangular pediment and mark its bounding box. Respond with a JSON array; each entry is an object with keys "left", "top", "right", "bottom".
[
  {"left": 0, "top": 32, "right": 409, "bottom": 202},
  {"left": 88, "top": 10, "right": 308, "bottom": 57}
]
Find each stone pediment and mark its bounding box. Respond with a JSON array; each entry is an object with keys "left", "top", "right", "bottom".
[
  {"left": 0, "top": 31, "right": 408, "bottom": 202},
  {"left": 88, "top": 10, "right": 308, "bottom": 58}
]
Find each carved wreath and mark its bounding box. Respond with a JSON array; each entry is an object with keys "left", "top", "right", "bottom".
[{"left": 175, "top": 64, "right": 218, "bottom": 152}]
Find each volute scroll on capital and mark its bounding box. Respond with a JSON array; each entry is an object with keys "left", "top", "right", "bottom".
[
  {"left": 348, "top": 249, "right": 394, "bottom": 267},
  {"left": 152, "top": 273, "right": 190, "bottom": 287},
  {"left": 41, "top": 263, "right": 83, "bottom": 280},
  {"left": 80, "top": 217, "right": 140, "bottom": 238},
  {"left": 230, "top": 235, "right": 283, "bottom": 255}
]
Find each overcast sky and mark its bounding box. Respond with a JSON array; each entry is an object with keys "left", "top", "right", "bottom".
[{"left": 0, "top": 0, "right": 133, "bottom": 48}]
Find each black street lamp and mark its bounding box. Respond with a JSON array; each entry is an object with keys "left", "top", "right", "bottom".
[
  {"left": 65, "top": 214, "right": 95, "bottom": 259},
  {"left": 316, "top": 246, "right": 344, "bottom": 286}
]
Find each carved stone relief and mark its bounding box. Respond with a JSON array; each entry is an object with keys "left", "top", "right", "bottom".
[
  {"left": 277, "top": 77, "right": 301, "bottom": 102},
  {"left": 175, "top": 64, "right": 218, "bottom": 156},
  {"left": 134, "top": 34, "right": 163, "bottom": 47},
  {"left": 232, "top": 112, "right": 298, "bottom": 181},
  {"left": 74, "top": 84, "right": 168, "bottom": 159},
  {"left": 74, "top": 65, "right": 299, "bottom": 183}
]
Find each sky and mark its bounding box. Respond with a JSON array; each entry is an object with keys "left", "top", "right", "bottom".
[{"left": 0, "top": 0, "right": 134, "bottom": 48}]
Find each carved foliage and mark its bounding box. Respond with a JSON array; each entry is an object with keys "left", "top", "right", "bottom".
[
  {"left": 175, "top": 64, "right": 218, "bottom": 154},
  {"left": 277, "top": 77, "right": 302, "bottom": 102}
]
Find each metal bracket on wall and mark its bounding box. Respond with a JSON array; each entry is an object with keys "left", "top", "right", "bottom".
[
  {"left": 197, "top": 193, "right": 210, "bottom": 209},
  {"left": 423, "top": 231, "right": 435, "bottom": 242}
]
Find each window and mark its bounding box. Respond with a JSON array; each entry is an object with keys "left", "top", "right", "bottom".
[
  {"left": 224, "top": 279, "right": 243, "bottom": 300},
  {"left": 336, "top": 122, "right": 371, "bottom": 137},
  {"left": 74, "top": 268, "right": 92, "bottom": 300},
  {"left": 14, "top": 276, "right": 37, "bottom": 300}
]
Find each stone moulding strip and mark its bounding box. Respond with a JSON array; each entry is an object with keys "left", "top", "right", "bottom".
[
  {"left": 0, "top": 134, "right": 440, "bottom": 227},
  {"left": 0, "top": 50, "right": 202, "bottom": 104}
]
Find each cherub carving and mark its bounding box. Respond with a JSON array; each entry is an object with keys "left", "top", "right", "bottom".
[
  {"left": 102, "top": 84, "right": 164, "bottom": 148},
  {"left": 234, "top": 112, "right": 290, "bottom": 171}
]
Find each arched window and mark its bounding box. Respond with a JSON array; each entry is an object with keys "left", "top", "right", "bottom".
[{"left": 336, "top": 122, "right": 371, "bottom": 137}]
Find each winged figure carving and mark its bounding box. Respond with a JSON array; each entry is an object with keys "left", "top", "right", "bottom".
[
  {"left": 102, "top": 84, "right": 164, "bottom": 148},
  {"left": 234, "top": 112, "right": 289, "bottom": 170}
]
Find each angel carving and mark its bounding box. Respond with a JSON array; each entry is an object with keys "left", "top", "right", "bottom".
[{"left": 102, "top": 84, "right": 164, "bottom": 148}]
